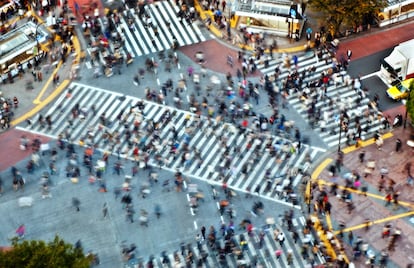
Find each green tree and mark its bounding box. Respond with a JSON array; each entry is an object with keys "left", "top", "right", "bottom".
[
  {"left": 406, "top": 80, "right": 414, "bottom": 127},
  {"left": 309, "top": 0, "right": 387, "bottom": 36},
  {"left": 0, "top": 236, "right": 92, "bottom": 268}
]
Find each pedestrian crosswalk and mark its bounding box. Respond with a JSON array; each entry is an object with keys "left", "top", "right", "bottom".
[
  {"left": 86, "top": 0, "right": 207, "bottom": 67},
  {"left": 131, "top": 218, "right": 324, "bottom": 267},
  {"left": 255, "top": 50, "right": 389, "bottom": 149},
  {"left": 18, "top": 82, "right": 325, "bottom": 202}
]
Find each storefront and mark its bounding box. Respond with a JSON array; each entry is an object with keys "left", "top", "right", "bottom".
[
  {"left": 0, "top": 21, "right": 50, "bottom": 75},
  {"left": 232, "top": 0, "right": 306, "bottom": 38}
]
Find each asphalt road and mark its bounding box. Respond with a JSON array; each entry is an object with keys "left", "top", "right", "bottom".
[
  {"left": 350, "top": 47, "right": 403, "bottom": 111},
  {"left": 348, "top": 48, "right": 393, "bottom": 77},
  {"left": 1, "top": 4, "right": 412, "bottom": 267}
]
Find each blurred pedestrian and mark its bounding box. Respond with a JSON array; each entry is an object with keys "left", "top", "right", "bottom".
[
  {"left": 41, "top": 184, "right": 52, "bottom": 199},
  {"left": 396, "top": 138, "right": 402, "bottom": 152},
  {"left": 15, "top": 224, "right": 25, "bottom": 239},
  {"left": 201, "top": 226, "right": 206, "bottom": 240},
  {"left": 348, "top": 231, "right": 354, "bottom": 245},
  {"left": 275, "top": 249, "right": 282, "bottom": 259},
  {"left": 277, "top": 232, "right": 285, "bottom": 247},
  {"left": 154, "top": 204, "right": 161, "bottom": 218},
  {"left": 347, "top": 49, "right": 352, "bottom": 61},
  {"left": 102, "top": 203, "right": 108, "bottom": 218},
  {"left": 358, "top": 150, "right": 365, "bottom": 163},
  {"left": 72, "top": 197, "right": 80, "bottom": 212}
]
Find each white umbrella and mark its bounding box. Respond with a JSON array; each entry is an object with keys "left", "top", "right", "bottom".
[{"left": 210, "top": 75, "right": 221, "bottom": 85}]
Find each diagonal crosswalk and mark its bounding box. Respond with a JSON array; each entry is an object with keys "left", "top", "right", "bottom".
[
  {"left": 132, "top": 219, "right": 324, "bottom": 267},
  {"left": 86, "top": 1, "right": 207, "bottom": 67},
  {"left": 255, "top": 50, "right": 388, "bottom": 149},
  {"left": 18, "top": 82, "right": 325, "bottom": 202}
]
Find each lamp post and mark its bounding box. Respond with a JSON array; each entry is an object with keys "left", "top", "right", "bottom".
[
  {"left": 288, "top": 5, "right": 296, "bottom": 39},
  {"left": 286, "top": 18, "right": 291, "bottom": 38},
  {"left": 337, "top": 117, "right": 343, "bottom": 153}
]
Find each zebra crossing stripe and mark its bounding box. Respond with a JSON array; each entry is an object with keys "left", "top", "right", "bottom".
[
  {"left": 156, "top": 2, "right": 185, "bottom": 46},
  {"left": 120, "top": 13, "right": 147, "bottom": 56},
  {"left": 129, "top": 9, "right": 157, "bottom": 54},
  {"left": 160, "top": 1, "right": 192, "bottom": 45},
  {"left": 148, "top": 3, "right": 175, "bottom": 49},
  {"left": 144, "top": 5, "right": 170, "bottom": 50},
  {"left": 258, "top": 51, "right": 386, "bottom": 149},
  {"left": 112, "top": 18, "right": 137, "bottom": 57},
  {"left": 169, "top": 2, "right": 201, "bottom": 43},
  {"left": 19, "top": 82, "right": 322, "bottom": 205}
]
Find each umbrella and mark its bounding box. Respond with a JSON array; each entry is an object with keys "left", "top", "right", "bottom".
[
  {"left": 266, "top": 217, "right": 275, "bottom": 225},
  {"left": 220, "top": 200, "right": 229, "bottom": 207},
  {"left": 210, "top": 75, "right": 221, "bottom": 85},
  {"left": 343, "top": 173, "right": 353, "bottom": 180},
  {"left": 84, "top": 147, "right": 93, "bottom": 156}
]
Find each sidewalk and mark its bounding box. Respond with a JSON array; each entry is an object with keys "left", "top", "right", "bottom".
[
  {"left": 311, "top": 105, "right": 414, "bottom": 267},
  {"left": 195, "top": 0, "right": 414, "bottom": 59},
  {"left": 0, "top": 9, "right": 82, "bottom": 170}
]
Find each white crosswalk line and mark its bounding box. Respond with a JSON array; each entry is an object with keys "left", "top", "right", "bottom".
[
  {"left": 20, "top": 82, "right": 324, "bottom": 204},
  {"left": 161, "top": 1, "right": 192, "bottom": 45},
  {"left": 99, "top": 1, "right": 208, "bottom": 59},
  {"left": 148, "top": 4, "right": 174, "bottom": 49},
  {"left": 120, "top": 14, "right": 148, "bottom": 55},
  {"left": 256, "top": 51, "right": 388, "bottom": 149}
]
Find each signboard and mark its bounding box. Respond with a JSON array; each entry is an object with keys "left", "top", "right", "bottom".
[{"left": 290, "top": 8, "right": 296, "bottom": 18}]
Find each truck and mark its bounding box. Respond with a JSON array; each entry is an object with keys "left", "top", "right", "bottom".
[{"left": 381, "top": 39, "right": 414, "bottom": 84}]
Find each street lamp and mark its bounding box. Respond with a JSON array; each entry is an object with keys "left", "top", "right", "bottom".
[
  {"left": 403, "top": 80, "right": 413, "bottom": 128},
  {"left": 337, "top": 116, "right": 343, "bottom": 152}
]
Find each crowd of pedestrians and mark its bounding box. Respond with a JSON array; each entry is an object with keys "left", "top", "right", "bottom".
[{"left": 1, "top": 0, "right": 408, "bottom": 267}]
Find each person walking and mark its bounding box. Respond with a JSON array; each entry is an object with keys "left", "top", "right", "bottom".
[
  {"left": 348, "top": 231, "right": 354, "bottom": 246},
  {"left": 275, "top": 249, "right": 282, "bottom": 259},
  {"left": 41, "top": 184, "right": 52, "bottom": 199},
  {"left": 347, "top": 49, "right": 352, "bottom": 62},
  {"left": 126, "top": 206, "right": 135, "bottom": 223},
  {"left": 358, "top": 150, "right": 365, "bottom": 163},
  {"left": 72, "top": 197, "right": 81, "bottom": 212},
  {"left": 277, "top": 232, "right": 285, "bottom": 247},
  {"left": 396, "top": 138, "right": 402, "bottom": 152},
  {"left": 15, "top": 224, "right": 25, "bottom": 239},
  {"left": 102, "top": 203, "right": 108, "bottom": 219},
  {"left": 201, "top": 226, "right": 206, "bottom": 240},
  {"left": 286, "top": 250, "right": 293, "bottom": 265}
]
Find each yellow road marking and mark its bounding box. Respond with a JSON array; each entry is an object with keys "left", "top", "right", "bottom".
[
  {"left": 11, "top": 33, "right": 81, "bottom": 126},
  {"left": 11, "top": 79, "right": 70, "bottom": 126},
  {"left": 325, "top": 214, "right": 350, "bottom": 263},
  {"left": 194, "top": 1, "right": 223, "bottom": 38},
  {"left": 341, "top": 132, "right": 394, "bottom": 154},
  {"left": 33, "top": 61, "right": 63, "bottom": 104},
  {"left": 311, "top": 158, "right": 332, "bottom": 180},
  {"left": 336, "top": 211, "right": 414, "bottom": 234},
  {"left": 316, "top": 179, "right": 414, "bottom": 209}
]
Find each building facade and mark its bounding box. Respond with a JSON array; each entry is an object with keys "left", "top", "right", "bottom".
[
  {"left": 378, "top": 0, "right": 414, "bottom": 27},
  {"left": 232, "top": 0, "right": 306, "bottom": 38}
]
